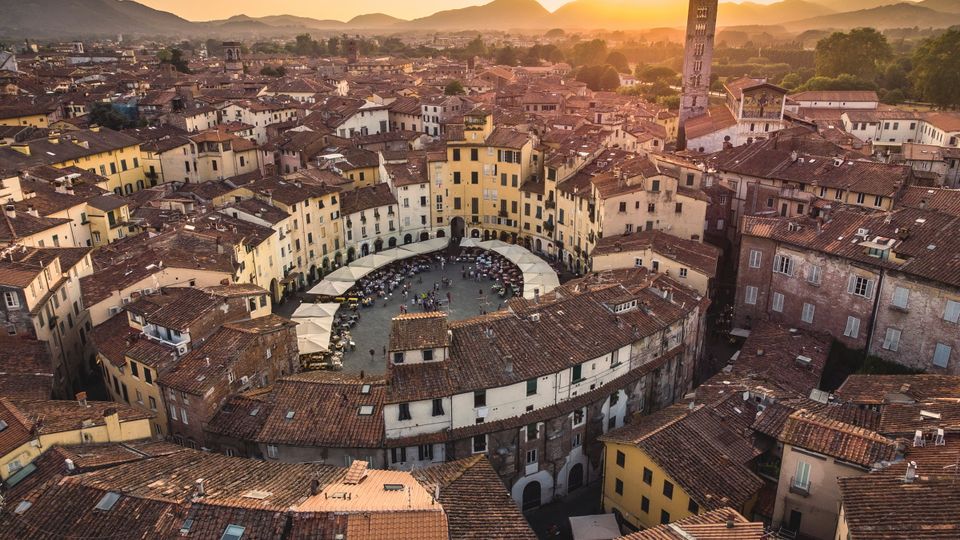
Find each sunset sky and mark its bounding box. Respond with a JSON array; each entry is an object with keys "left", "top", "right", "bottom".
[{"left": 138, "top": 0, "right": 781, "bottom": 22}]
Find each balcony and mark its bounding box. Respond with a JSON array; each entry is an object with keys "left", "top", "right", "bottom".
[{"left": 789, "top": 478, "right": 811, "bottom": 497}]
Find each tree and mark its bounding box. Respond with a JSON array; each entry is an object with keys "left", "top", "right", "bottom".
[
  {"left": 158, "top": 48, "right": 190, "bottom": 74},
  {"left": 598, "top": 65, "right": 621, "bottom": 90},
  {"left": 605, "top": 51, "right": 630, "bottom": 73},
  {"left": 796, "top": 74, "right": 876, "bottom": 92},
  {"left": 911, "top": 29, "right": 960, "bottom": 109},
  {"left": 260, "top": 65, "right": 286, "bottom": 77},
  {"left": 545, "top": 28, "right": 565, "bottom": 38},
  {"left": 465, "top": 35, "right": 487, "bottom": 58},
  {"left": 89, "top": 102, "right": 134, "bottom": 131},
  {"left": 815, "top": 28, "right": 891, "bottom": 81},
  {"left": 576, "top": 64, "right": 621, "bottom": 91},
  {"left": 571, "top": 39, "right": 607, "bottom": 67},
  {"left": 444, "top": 80, "right": 465, "bottom": 95},
  {"left": 496, "top": 46, "right": 518, "bottom": 66},
  {"left": 779, "top": 72, "right": 803, "bottom": 90}
]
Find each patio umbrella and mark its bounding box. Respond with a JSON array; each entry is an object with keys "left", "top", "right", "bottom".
[
  {"left": 292, "top": 303, "right": 341, "bottom": 318},
  {"left": 379, "top": 246, "right": 417, "bottom": 261},
  {"left": 297, "top": 334, "right": 330, "bottom": 354},
  {"left": 351, "top": 252, "right": 397, "bottom": 269},
  {"left": 325, "top": 265, "right": 373, "bottom": 282},
  {"left": 477, "top": 239, "right": 510, "bottom": 250},
  {"left": 293, "top": 318, "right": 333, "bottom": 336},
  {"left": 308, "top": 279, "right": 355, "bottom": 296},
  {"left": 459, "top": 238, "right": 479, "bottom": 248}
]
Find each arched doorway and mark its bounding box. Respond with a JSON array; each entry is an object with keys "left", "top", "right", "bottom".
[
  {"left": 322, "top": 257, "right": 330, "bottom": 271},
  {"left": 535, "top": 238, "right": 542, "bottom": 252},
  {"left": 436, "top": 229, "right": 445, "bottom": 238},
  {"left": 450, "top": 216, "right": 466, "bottom": 239},
  {"left": 374, "top": 238, "right": 383, "bottom": 252},
  {"left": 361, "top": 243, "right": 370, "bottom": 257},
  {"left": 404, "top": 233, "right": 413, "bottom": 244},
  {"left": 522, "top": 481, "right": 541, "bottom": 511},
  {"left": 419, "top": 231, "right": 430, "bottom": 241},
  {"left": 346, "top": 247, "right": 356, "bottom": 262},
  {"left": 483, "top": 230, "right": 491, "bottom": 240},
  {"left": 499, "top": 231, "right": 509, "bottom": 241},
  {"left": 334, "top": 252, "right": 342, "bottom": 267},
  {"left": 471, "top": 229, "right": 480, "bottom": 238},
  {"left": 308, "top": 265, "right": 318, "bottom": 283},
  {"left": 568, "top": 463, "right": 584, "bottom": 491},
  {"left": 388, "top": 237, "right": 397, "bottom": 248}
]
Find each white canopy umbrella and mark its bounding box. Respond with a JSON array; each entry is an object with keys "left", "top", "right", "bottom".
[
  {"left": 308, "top": 279, "right": 355, "bottom": 296},
  {"left": 516, "top": 262, "right": 542, "bottom": 273},
  {"left": 459, "top": 238, "right": 480, "bottom": 248},
  {"left": 379, "top": 246, "right": 417, "bottom": 261},
  {"left": 292, "top": 303, "right": 341, "bottom": 318},
  {"left": 293, "top": 318, "right": 334, "bottom": 336},
  {"left": 477, "top": 239, "right": 510, "bottom": 250},
  {"left": 524, "top": 272, "right": 560, "bottom": 288},
  {"left": 325, "top": 265, "right": 373, "bottom": 282},
  {"left": 351, "top": 252, "right": 397, "bottom": 269},
  {"left": 569, "top": 514, "right": 621, "bottom": 540},
  {"left": 297, "top": 333, "right": 331, "bottom": 354},
  {"left": 492, "top": 245, "right": 528, "bottom": 258},
  {"left": 509, "top": 252, "right": 544, "bottom": 264},
  {"left": 420, "top": 237, "right": 450, "bottom": 252}
]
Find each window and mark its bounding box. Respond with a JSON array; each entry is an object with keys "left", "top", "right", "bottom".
[
  {"left": 526, "top": 449, "right": 538, "bottom": 464},
  {"left": 169, "top": 404, "right": 178, "bottom": 421},
  {"left": 679, "top": 268, "right": 688, "bottom": 278},
  {"left": 641, "top": 496, "right": 650, "bottom": 513},
  {"left": 474, "top": 390, "right": 486, "bottom": 407},
  {"left": 472, "top": 434, "right": 487, "bottom": 453},
  {"left": 422, "top": 349, "right": 434, "bottom": 361},
  {"left": 618, "top": 202, "right": 626, "bottom": 213},
  {"left": 944, "top": 300, "right": 960, "bottom": 323},
  {"left": 663, "top": 480, "right": 674, "bottom": 499},
  {"left": 934, "top": 343, "right": 952, "bottom": 368},
  {"left": 882, "top": 328, "right": 902, "bottom": 351},
  {"left": 615, "top": 450, "right": 625, "bottom": 467},
  {"left": 130, "top": 361, "right": 139, "bottom": 379},
  {"left": 470, "top": 148, "right": 478, "bottom": 161},
  {"left": 807, "top": 265, "right": 822, "bottom": 285},
  {"left": 773, "top": 254, "right": 794, "bottom": 276},
  {"left": 391, "top": 447, "right": 407, "bottom": 463},
  {"left": 398, "top": 403, "right": 411, "bottom": 421},
  {"left": 573, "top": 407, "right": 586, "bottom": 427},
  {"left": 393, "top": 352, "right": 404, "bottom": 364},
  {"left": 688, "top": 499, "right": 699, "bottom": 514},
  {"left": 220, "top": 525, "right": 247, "bottom": 540},
  {"left": 660, "top": 510, "right": 670, "bottom": 524},
  {"left": 432, "top": 398, "right": 444, "bottom": 417},
  {"left": 615, "top": 478, "right": 624, "bottom": 495},
  {"left": 744, "top": 286, "right": 758, "bottom": 305},
  {"left": 748, "top": 250, "right": 762, "bottom": 268},
  {"left": 572, "top": 364, "right": 583, "bottom": 382},
  {"left": 3, "top": 292, "right": 19, "bottom": 309},
  {"left": 572, "top": 433, "right": 582, "bottom": 447},
  {"left": 891, "top": 286, "right": 910, "bottom": 309},
  {"left": 418, "top": 444, "right": 434, "bottom": 461},
  {"left": 848, "top": 275, "right": 875, "bottom": 298},
  {"left": 844, "top": 316, "right": 861, "bottom": 339},
  {"left": 181, "top": 408, "right": 188, "bottom": 424},
  {"left": 526, "top": 378, "right": 537, "bottom": 396},
  {"left": 675, "top": 202, "right": 683, "bottom": 213},
  {"left": 794, "top": 460, "right": 811, "bottom": 490},
  {"left": 642, "top": 467, "right": 653, "bottom": 485},
  {"left": 527, "top": 423, "right": 539, "bottom": 440},
  {"left": 452, "top": 149, "right": 461, "bottom": 161},
  {"left": 772, "top": 292, "right": 784, "bottom": 313}
]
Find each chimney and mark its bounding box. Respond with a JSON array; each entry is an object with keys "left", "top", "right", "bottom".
[
  {"left": 76, "top": 391, "right": 88, "bottom": 407},
  {"left": 90, "top": 125, "right": 101, "bottom": 133},
  {"left": 310, "top": 477, "right": 321, "bottom": 496},
  {"left": 26, "top": 205, "right": 38, "bottom": 218},
  {"left": 726, "top": 519, "right": 735, "bottom": 529},
  {"left": 11, "top": 143, "right": 30, "bottom": 156},
  {"left": 64, "top": 458, "right": 75, "bottom": 472},
  {"left": 4, "top": 201, "right": 16, "bottom": 219},
  {"left": 504, "top": 355, "right": 513, "bottom": 374},
  {"left": 905, "top": 461, "right": 917, "bottom": 483},
  {"left": 196, "top": 478, "right": 206, "bottom": 497}
]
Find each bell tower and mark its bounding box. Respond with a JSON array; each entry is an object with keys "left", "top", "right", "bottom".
[
  {"left": 678, "top": 0, "right": 718, "bottom": 149},
  {"left": 222, "top": 41, "right": 243, "bottom": 74}
]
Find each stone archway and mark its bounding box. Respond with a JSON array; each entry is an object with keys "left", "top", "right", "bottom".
[
  {"left": 270, "top": 278, "right": 281, "bottom": 303},
  {"left": 388, "top": 237, "right": 397, "bottom": 247},
  {"left": 436, "top": 229, "right": 445, "bottom": 238},
  {"left": 471, "top": 229, "right": 480, "bottom": 238},
  {"left": 404, "top": 233, "right": 413, "bottom": 244},
  {"left": 568, "top": 463, "right": 584, "bottom": 491},
  {"left": 522, "top": 481, "right": 541, "bottom": 511},
  {"left": 374, "top": 238, "right": 383, "bottom": 252},
  {"left": 419, "top": 231, "right": 430, "bottom": 241},
  {"left": 361, "top": 243, "right": 370, "bottom": 257},
  {"left": 450, "top": 216, "right": 466, "bottom": 239}
]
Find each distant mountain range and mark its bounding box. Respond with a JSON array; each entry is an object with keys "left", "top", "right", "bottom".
[{"left": 0, "top": 0, "right": 956, "bottom": 39}]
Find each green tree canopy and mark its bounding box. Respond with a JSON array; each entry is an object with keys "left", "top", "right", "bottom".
[
  {"left": 815, "top": 28, "right": 891, "bottom": 81},
  {"left": 571, "top": 39, "right": 607, "bottom": 67},
  {"left": 911, "top": 29, "right": 960, "bottom": 109},
  {"left": 444, "top": 80, "right": 466, "bottom": 95},
  {"left": 496, "top": 46, "right": 518, "bottom": 66},
  {"left": 576, "top": 64, "right": 621, "bottom": 91},
  {"left": 605, "top": 51, "right": 630, "bottom": 73},
  {"left": 158, "top": 48, "right": 190, "bottom": 74},
  {"left": 89, "top": 102, "right": 135, "bottom": 131}
]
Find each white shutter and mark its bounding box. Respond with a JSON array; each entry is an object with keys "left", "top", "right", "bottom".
[
  {"left": 883, "top": 328, "right": 901, "bottom": 351},
  {"left": 847, "top": 275, "right": 857, "bottom": 294},
  {"left": 944, "top": 300, "right": 960, "bottom": 323},
  {"left": 865, "top": 279, "right": 875, "bottom": 299}
]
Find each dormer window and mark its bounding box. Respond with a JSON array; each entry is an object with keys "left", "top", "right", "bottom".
[
  {"left": 422, "top": 349, "right": 434, "bottom": 361},
  {"left": 393, "top": 352, "right": 404, "bottom": 364}
]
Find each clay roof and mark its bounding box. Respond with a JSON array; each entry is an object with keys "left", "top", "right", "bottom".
[
  {"left": 836, "top": 375, "right": 960, "bottom": 405},
  {"left": 897, "top": 186, "right": 960, "bottom": 217},
  {"left": 593, "top": 231, "right": 720, "bottom": 278},
  {"left": 339, "top": 182, "right": 397, "bottom": 215},
  {"left": 0, "top": 337, "right": 53, "bottom": 400},
  {"left": 601, "top": 395, "right": 764, "bottom": 511},
  {"left": 619, "top": 507, "right": 763, "bottom": 539},
  {"left": 779, "top": 409, "right": 900, "bottom": 467},
  {"left": 388, "top": 312, "right": 449, "bottom": 352}
]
